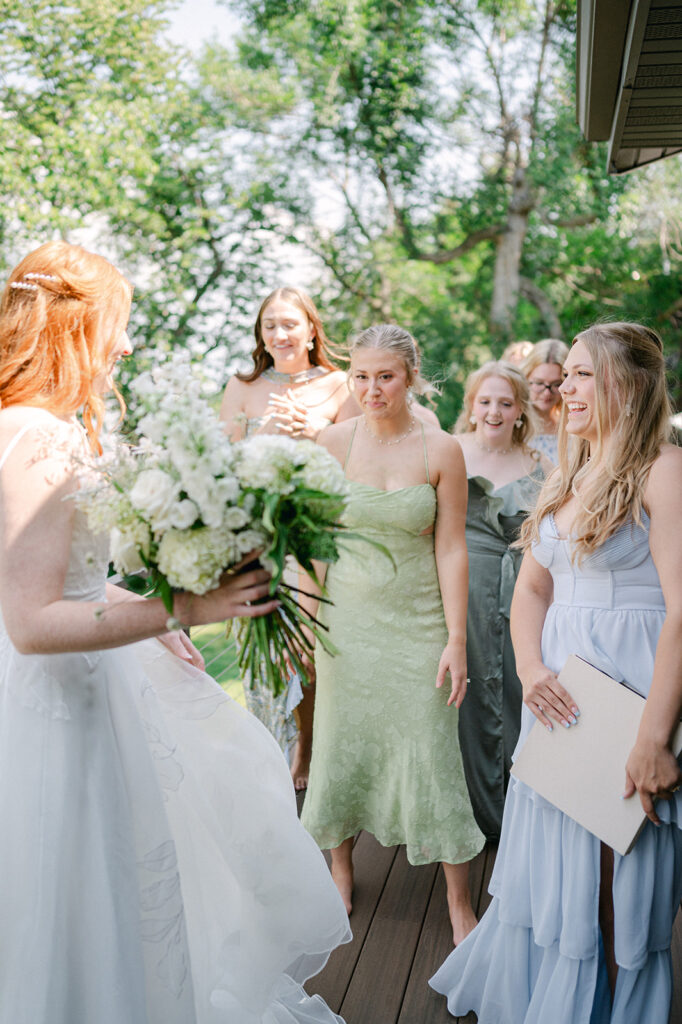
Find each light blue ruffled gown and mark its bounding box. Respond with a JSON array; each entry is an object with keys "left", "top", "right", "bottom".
[{"left": 430, "top": 512, "right": 682, "bottom": 1023}]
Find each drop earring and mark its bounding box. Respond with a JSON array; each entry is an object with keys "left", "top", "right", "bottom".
[
  {"left": 469, "top": 415, "right": 477, "bottom": 426},
  {"left": 515, "top": 418, "right": 523, "bottom": 428},
  {"left": 306, "top": 338, "right": 314, "bottom": 351}
]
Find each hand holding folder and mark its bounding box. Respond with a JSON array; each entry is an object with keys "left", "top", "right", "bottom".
[{"left": 511, "top": 655, "right": 682, "bottom": 855}]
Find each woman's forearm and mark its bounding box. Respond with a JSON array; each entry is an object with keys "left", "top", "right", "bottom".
[
  {"left": 638, "top": 613, "right": 682, "bottom": 746},
  {"left": 435, "top": 541, "right": 468, "bottom": 643},
  {"left": 510, "top": 558, "right": 553, "bottom": 678},
  {"left": 6, "top": 592, "right": 173, "bottom": 655}
]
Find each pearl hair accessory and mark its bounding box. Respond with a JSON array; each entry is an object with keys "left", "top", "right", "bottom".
[{"left": 9, "top": 272, "right": 58, "bottom": 293}]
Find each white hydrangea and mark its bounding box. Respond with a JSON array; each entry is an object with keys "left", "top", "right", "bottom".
[
  {"left": 235, "top": 526, "right": 269, "bottom": 557},
  {"left": 157, "top": 526, "right": 240, "bottom": 594},
  {"left": 234, "top": 435, "right": 301, "bottom": 494},
  {"left": 295, "top": 441, "right": 348, "bottom": 495}
]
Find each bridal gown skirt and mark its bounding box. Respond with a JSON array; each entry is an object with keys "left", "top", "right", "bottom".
[{"left": 0, "top": 633, "right": 350, "bottom": 1024}]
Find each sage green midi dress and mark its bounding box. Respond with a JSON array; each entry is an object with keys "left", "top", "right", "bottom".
[
  {"left": 301, "top": 425, "right": 484, "bottom": 866},
  {"left": 457, "top": 469, "right": 545, "bottom": 841}
]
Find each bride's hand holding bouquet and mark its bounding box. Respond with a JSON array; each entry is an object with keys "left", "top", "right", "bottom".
[{"left": 77, "top": 352, "right": 351, "bottom": 695}]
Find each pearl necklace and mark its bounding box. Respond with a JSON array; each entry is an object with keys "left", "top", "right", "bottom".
[
  {"left": 362, "top": 414, "right": 416, "bottom": 446},
  {"left": 262, "top": 366, "right": 327, "bottom": 387},
  {"left": 475, "top": 438, "right": 514, "bottom": 455}
]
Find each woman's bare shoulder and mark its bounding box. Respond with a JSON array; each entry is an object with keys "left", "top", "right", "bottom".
[
  {"left": 0, "top": 405, "right": 62, "bottom": 440},
  {"left": 423, "top": 424, "right": 465, "bottom": 479},
  {"left": 222, "top": 373, "right": 253, "bottom": 397},
  {"left": 426, "top": 422, "right": 463, "bottom": 454},
  {"left": 413, "top": 402, "right": 440, "bottom": 428},
  {"left": 0, "top": 407, "right": 80, "bottom": 476},
  {"left": 317, "top": 416, "right": 357, "bottom": 456}
]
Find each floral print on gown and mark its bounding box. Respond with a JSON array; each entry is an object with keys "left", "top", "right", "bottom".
[{"left": 302, "top": 473, "right": 484, "bottom": 866}]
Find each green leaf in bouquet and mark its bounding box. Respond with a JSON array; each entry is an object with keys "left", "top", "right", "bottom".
[
  {"left": 264, "top": 523, "right": 289, "bottom": 593},
  {"left": 120, "top": 572, "right": 154, "bottom": 596},
  {"left": 262, "top": 491, "right": 281, "bottom": 534},
  {"left": 156, "top": 574, "right": 175, "bottom": 615}
]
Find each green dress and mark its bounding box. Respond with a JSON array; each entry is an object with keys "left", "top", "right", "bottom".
[
  {"left": 301, "top": 429, "right": 484, "bottom": 866},
  {"left": 457, "top": 469, "right": 545, "bottom": 842}
]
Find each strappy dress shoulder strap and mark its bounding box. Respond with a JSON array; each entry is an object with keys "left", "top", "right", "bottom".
[
  {"left": 343, "top": 419, "right": 359, "bottom": 471},
  {"left": 420, "top": 421, "right": 430, "bottom": 485},
  {"left": 0, "top": 422, "right": 43, "bottom": 473}
]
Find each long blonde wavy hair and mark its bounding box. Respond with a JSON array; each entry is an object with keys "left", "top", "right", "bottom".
[
  {"left": 0, "top": 241, "right": 132, "bottom": 453},
  {"left": 520, "top": 322, "right": 673, "bottom": 558}
]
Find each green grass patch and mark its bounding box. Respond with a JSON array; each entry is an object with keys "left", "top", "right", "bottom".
[{"left": 190, "top": 622, "right": 245, "bottom": 706}]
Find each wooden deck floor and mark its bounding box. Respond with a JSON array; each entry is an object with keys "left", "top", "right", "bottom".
[{"left": 302, "top": 819, "right": 682, "bottom": 1024}]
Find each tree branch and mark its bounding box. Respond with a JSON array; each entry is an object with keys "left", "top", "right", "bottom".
[
  {"left": 410, "top": 223, "right": 506, "bottom": 264},
  {"left": 518, "top": 276, "right": 562, "bottom": 337},
  {"left": 543, "top": 212, "right": 599, "bottom": 230}
]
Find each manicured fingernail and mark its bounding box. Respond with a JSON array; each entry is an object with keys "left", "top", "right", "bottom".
[
  {"left": 572, "top": 707, "right": 580, "bottom": 716},
  {"left": 547, "top": 724, "right": 553, "bottom": 732},
  {"left": 569, "top": 715, "right": 577, "bottom": 724},
  {"left": 563, "top": 721, "right": 570, "bottom": 729}
]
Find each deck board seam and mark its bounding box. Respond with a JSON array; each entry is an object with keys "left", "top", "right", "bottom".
[{"left": 395, "top": 862, "right": 441, "bottom": 1022}]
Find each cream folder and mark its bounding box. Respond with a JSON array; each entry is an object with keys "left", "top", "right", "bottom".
[{"left": 511, "top": 654, "right": 682, "bottom": 856}]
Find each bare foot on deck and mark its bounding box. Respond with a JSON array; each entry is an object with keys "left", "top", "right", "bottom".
[
  {"left": 331, "top": 861, "right": 354, "bottom": 916},
  {"left": 447, "top": 894, "right": 478, "bottom": 947},
  {"left": 290, "top": 734, "right": 311, "bottom": 791}
]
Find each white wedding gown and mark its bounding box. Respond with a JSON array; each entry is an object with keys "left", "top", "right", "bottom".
[{"left": 0, "top": 434, "right": 350, "bottom": 1023}]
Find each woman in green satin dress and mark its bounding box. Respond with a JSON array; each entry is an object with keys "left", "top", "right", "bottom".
[
  {"left": 300, "top": 324, "right": 484, "bottom": 947},
  {"left": 453, "top": 361, "right": 553, "bottom": 841}
]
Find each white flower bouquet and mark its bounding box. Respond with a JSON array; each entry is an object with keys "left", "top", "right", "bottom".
[{"left": 77, "top": 352, "right": 353, "bottom": 695}]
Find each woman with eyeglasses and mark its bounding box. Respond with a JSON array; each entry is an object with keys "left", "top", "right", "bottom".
[
  {"left": 521, "top": 338, "right": 569, "bottom": 463},
  {"left": 452, "top": 362, "right": 553, "bottom": 841}
]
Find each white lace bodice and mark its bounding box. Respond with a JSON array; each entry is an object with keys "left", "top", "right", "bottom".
[{"left": 64, "top": 506, "right": 109, "bottom": 602}]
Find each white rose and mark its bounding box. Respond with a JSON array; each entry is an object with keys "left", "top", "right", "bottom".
[
  {"left": 110, "top": 522, "right": 151, "bottom": 575},
  {"left": 170, "top": 498, "right": 200, "bottom": 530},
  {"left": 223, "top": 506, "right": 250, "bottom": 530},
  {"left": 129, "top": 468, "right": 181, "bottom": 533}
]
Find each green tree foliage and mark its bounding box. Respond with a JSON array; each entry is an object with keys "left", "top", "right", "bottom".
[
  {"left": 222, "top": 0, "right": 682, "bottom": 416},
  {"left": 1, "top": 0, "right": 681, "bottom": 419},
  {"left": 0, "top": 0, "right": 286, "bottom": 399}
]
